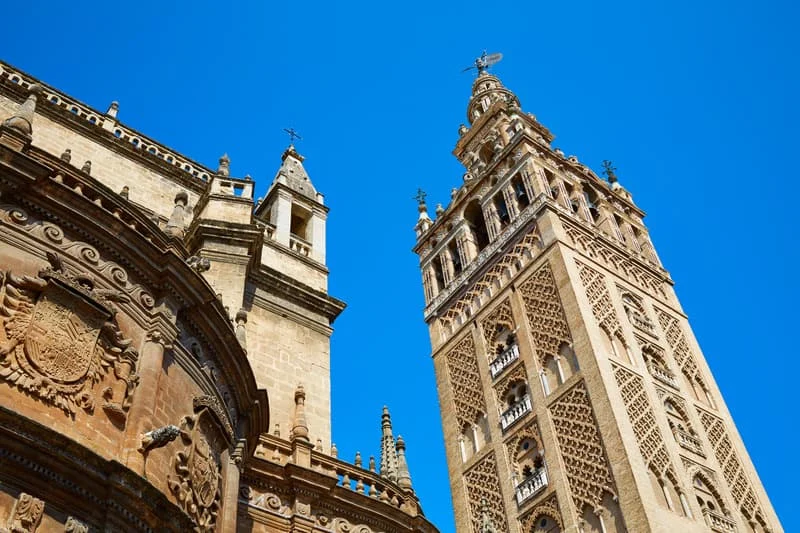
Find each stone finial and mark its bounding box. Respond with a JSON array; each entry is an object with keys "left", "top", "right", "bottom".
[
  {"left": 369, "top": 455, "right": 376, "bottom": 472},
  {"left": 396, "top": 435, "right": 413, "bottom": 491},
  {"left": 119, "top": 186, "right": 129, "bottom": 200},
  {"left": 235, "top": 309, "right": 248, "bottom": 352},
  {"left": 330, "top": 442, "right": 338, "bottom": 458},
  {"left": 106, "top": 101, "right": 119, "bottom": 118},
  {"left": 217, "top": 153, "right": 231, "bottom": 177},
  {"left": 380, "top": 406, "right": 399, "bottom": 482},
  {"left": 315, "top": 438, "right": 323, "bottom": 452},
  {"left": 458, "top": 123, "right": 468, "bottom": 136},
  {"left": 165, "top": 190, "right": 189, "bottom": 238},
  {"left": 291, "top": 384, "right": 309, "bottom": 442},
  {"left": 3, "top": 83, "right": 42, "bottom": 138},
  {"left": 60, "top": 148, "right": 72, "bottom": 163},
  {"left": 244, "top": 174, "right": 252, "bottom": 181},
  {"left": 354, "top": 451, "right": 362, "bottom": 468},
  {"left": 273, "top": 423, "right": 281, "bottom": 437},
  {"left": 81, "top": 161, "right": 92, "bottom": 174},
  {"left": 435, "top": 203, "right": 445, "bottom": 217}
]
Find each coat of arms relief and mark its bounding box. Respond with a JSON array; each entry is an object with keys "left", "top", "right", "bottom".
[
  {"left": 168, "top": 403, "right": 223, "bottom": 533},
  {"left": 0, "top": 252, "right": 139, "bottom": 421}
]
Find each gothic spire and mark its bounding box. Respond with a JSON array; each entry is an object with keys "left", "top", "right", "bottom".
[
  {"left": 395, "top": 435, "right": 413, "bottom": 492},
  {"left": 379, "top": 406, "right": 398, "bottom": 482},
  {"left": 271, "top": 144, "right": 317, "bottom": 200}
]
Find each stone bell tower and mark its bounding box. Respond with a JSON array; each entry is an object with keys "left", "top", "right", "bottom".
[{"left": 413, "top": 60, "right": 782, "bottom": 533}]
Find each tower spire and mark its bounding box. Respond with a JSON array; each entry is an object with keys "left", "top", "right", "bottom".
[
  {"left": 379, "top": 406, "right": 398, "bottom": 482},
  {"left": 395, "top": 435, "right": 413, "bottom": 492}
]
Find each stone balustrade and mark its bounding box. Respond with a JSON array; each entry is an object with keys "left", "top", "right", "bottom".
[
  {"left": 263, "top": 222, "right": 276, "bottom": 241},
  {"left": 0, "top": 62, "right": 213, "bottom": 182},
  {"left": 289, "top": 234, "right": 312, "bottom": 256},
  {"left": 490, "top": 344, "right": 520, "bottom": 378},
  {"left": 500, "top": 394, "right": 532, "bottom": 431},
  {"left": 703, "top": 507, "right": 737, "bottom": 533},
  {"left": 629, "top": 310, "right": 656, "bottom": 334},
  {"left": 673, "top": 427, "right": 705, "bottom": 457},
  {"left": 254, "top": 435, "right": 421, "bottom": 518},
  {"left": 647, "top": 363, "right": 679, "bottom": 389},
  {"left": 515, "top": 468, "right": 548, "bottom": 505}
]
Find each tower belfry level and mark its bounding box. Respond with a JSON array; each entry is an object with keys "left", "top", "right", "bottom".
[{"left": 413, "top": 66, "right": 782, "bottom": 533}]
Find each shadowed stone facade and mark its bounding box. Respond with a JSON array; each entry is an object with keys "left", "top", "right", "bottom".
[
  {"left": 0, "top": 61, "right": 436, "bottom": 533},
  {"left": 413, "top": 66, "right": 783, "bottom": 533}
]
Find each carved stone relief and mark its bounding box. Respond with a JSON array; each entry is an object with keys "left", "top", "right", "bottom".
[
  {"left": 0, "top": 253, "right": 138, "bottom": 420},
  {"left": 0, "top": 492, "right": 44, "bottom": 533},
  {"left": 63, "top": 517, "right": 88, "bottom": 533},
  {"left": 168, "top": 406, "right": 222, "bottom": 532},
  {"left": 548, "top": 381, "right": 616, "bottom": 511},
  {"left": 0, "top": 204, "right": 156, "bottom": 313}
]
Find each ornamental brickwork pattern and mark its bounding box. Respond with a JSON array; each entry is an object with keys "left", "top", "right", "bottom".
[
  {"left": 612, "top": 364, "right": 677, "bottom": 482},
  {"left": 698, "top": 409, "right": 766, "bottom": 526},
  {"left": 575, "top": 260, "right": 623, "bottom": 341},
  {"left": 463, "top": 452, "right": 508, "bottom": 532},
  {"left": 548, "top": 381, "right": 616, "bottom": 510},
  {"left": 517, "top": 263, "right": 572, "bottom": 366},
  {"left": 479, "top": 298, "right": 515, "bottom": 354},
  {"left": 654, "top": 309, "right": 702, "bottom": 383},
  {"left": 443, "top": 335, "right": 487, "bottom": 430}
]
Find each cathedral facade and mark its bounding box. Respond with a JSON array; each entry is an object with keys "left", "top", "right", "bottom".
[
  {"left": 0, "top": 61, "right": 436, "bottom": 533},
  {"left": 413, "top": 67, "right": 783, "bottom": 533}
]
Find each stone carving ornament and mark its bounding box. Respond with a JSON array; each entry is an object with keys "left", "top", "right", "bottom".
[
  {"left": 0, "top": 492, "right": 44, "bottom": 533},
  {"left": 0, "top": 253, "right": 138, "bottom": 419},
  {"left": 168, "top": 406, "right": 222, "bottom": 532}
]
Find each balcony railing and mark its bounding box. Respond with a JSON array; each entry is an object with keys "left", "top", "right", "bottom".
[
  {"left": 515, "top": 468, "right": 548, "bottom": 505},
  {"left": 703, "top": 508, "right": 737, "bottom": 533},
  {"left": 490, "top": 344, "right": 520, "bottom": 378},
  {"left": 647, "top": 363, "right": 679, "bottom": 389},
  {"left": 673, "top": 428, "right": 705, "bottom": 457},
  {"left": 289, "top": 234, "right": 312, "bottom": 256},
  {"left": 628, "top": 310, "right": 656, "bottom": 335},
  {"left": 500, "top": 394, "right": 532, "bottom": 431}
]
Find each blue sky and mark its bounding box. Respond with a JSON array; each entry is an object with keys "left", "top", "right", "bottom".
[{"left": 3, "top": 1, "right": 796, "bottom": 530}]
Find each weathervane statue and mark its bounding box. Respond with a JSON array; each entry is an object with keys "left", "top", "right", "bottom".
[{"left": 462, "top": 50, "right": 503, "bottom": 76}]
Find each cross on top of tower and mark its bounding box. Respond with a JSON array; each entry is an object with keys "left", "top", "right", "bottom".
[
  {"left": 601, "top": 159, "right": 618, "bottom": 183},
  {"left": 283, "top": 127, "right": 302, "bottom": 144},
  {"left": 413, "top": 188, "right": 427, "bottom": 205}
]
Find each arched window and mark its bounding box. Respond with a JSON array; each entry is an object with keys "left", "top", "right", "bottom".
[
  {"left": 532, "top": 515, "right": 561, "bottom": 533},
  {"left": 448, "top": 240, "right": 462, "bottom": 276},
  {"left": 511, "top": 174, "right": 530, "bottom": 209},
  {"left": 541, "top": 356, "right": 561, "bottom": 395},
  {"left": 493, "top": 193, "right": 511, "bottom": 229},
  {"left": 464, "top": 200, "right": 490, "bottom": 251},
  {"left": 516, "top": 438, "right": 544, "bottom": 479},
  {"left": 584, "top": 187, "right": 601, "bottom": 222},
  {"left": 431, "top": 255, "right": 445, "bottom": 292},
  {"left": 693, "top": 473, "right": 732, "bottom": 527}
]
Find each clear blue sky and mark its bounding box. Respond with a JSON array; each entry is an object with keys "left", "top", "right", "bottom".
[{"left": 3, "top": 1, "right": 796, "bottom": 530}]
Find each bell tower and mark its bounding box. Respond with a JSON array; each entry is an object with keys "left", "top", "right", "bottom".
[{"left": 414, "top": 61, "right": 782, "bottom": 533}]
